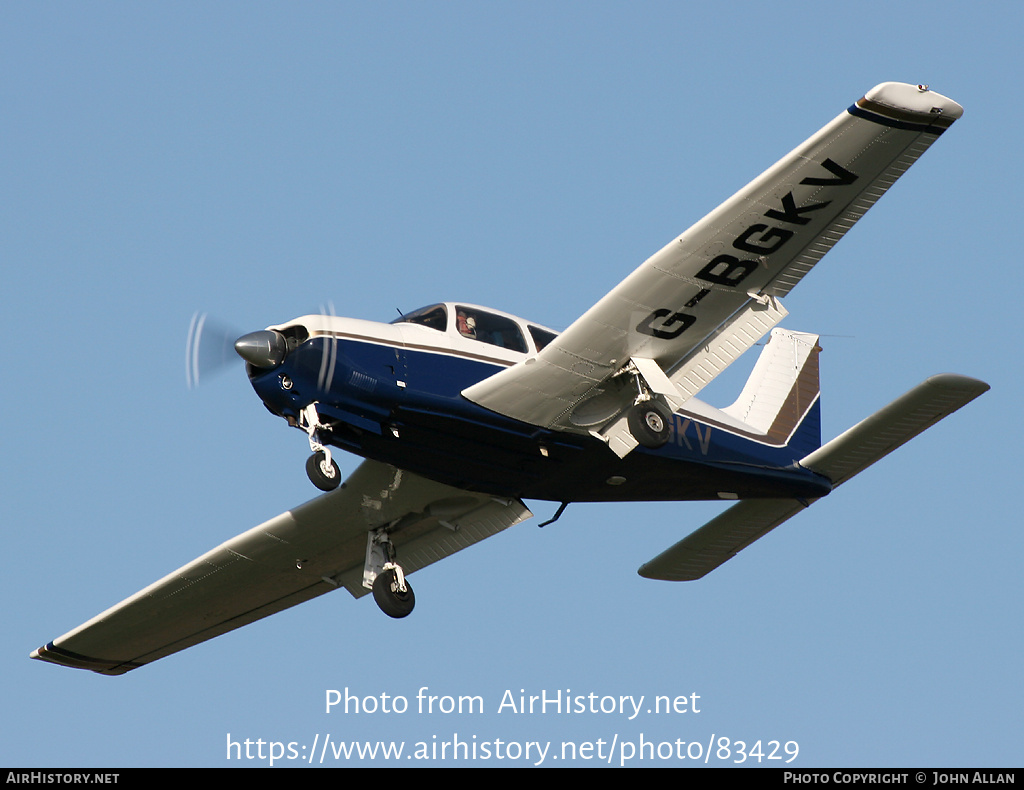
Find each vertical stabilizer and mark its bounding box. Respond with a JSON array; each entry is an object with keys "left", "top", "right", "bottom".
[{"left": 722, "top": 328, "right": 821, "bottom": 453}]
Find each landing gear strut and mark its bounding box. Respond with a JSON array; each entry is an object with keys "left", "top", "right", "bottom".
[
  {"left": 300, "top": 403, "right": 341, "bottom": 491},
  {"left": 364, "top": 528, "right": 415, "bottom": 618}
]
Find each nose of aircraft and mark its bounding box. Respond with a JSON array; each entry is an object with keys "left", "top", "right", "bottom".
[{"left": 234, "top": 330, "right": 288, "bottom": 368}]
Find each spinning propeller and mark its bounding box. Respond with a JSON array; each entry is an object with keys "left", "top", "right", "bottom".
[
  {"left": 185, "top": 305, "right": 344, "bottom": 491},
  {"left": 184, "top": 303, "right": 339, "bottom": 391},
  {"left": 185, "top": 312, "right": 241, "bottom": 389}
]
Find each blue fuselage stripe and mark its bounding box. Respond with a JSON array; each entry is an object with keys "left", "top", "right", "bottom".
[{"left": 249, "top": 336, "right": 830, "bottom": 501}]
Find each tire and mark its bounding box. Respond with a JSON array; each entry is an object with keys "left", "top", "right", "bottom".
[
  {"left": 372, "top": 569, "right": 416, "bottom": 618},
  {"left": 306, "top": 451, "right": 341, "bottom": 491},
  {"left": 627, "top": 401, "right": 672, "bottom": 448}
]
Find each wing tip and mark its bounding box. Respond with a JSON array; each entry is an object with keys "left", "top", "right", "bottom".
[
  {"left": 923, "top": 372, "right": 990, "bottom": 396},
  {"left": 853, "top": 82, "right": 963, "bottom": 132},
  {"left": 30, "top": 641, "right": 137, "bottom": 676},
  {"left": 864, "top": 81, "right": 964, "bottom": 120},
  {"left": 636, "top": 563, "right": 703, "bottom": 582}
]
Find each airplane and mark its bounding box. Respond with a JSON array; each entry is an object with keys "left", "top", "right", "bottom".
[{"left": 32, "top": 82, "right": 988, "bottom": 675}]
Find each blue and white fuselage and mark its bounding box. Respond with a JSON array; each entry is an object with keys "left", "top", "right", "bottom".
[{"left": 243, "top": 302, "right": 831, "bottom": 504}]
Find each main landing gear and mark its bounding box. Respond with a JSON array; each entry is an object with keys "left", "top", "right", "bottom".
[
  {"left": 627, "top": 399, "right": 672, "bottom": 449},
  {"left": 300, "top": 403, "right": 341, "bottom": 492},
  {"left": 364, "top": 528, "right": 415, "bottom": 618},
  {"left": 618, "top": 361, "right": 673, "bottom": 450},
  {"left": 372, "top": 567, "right": 415, "bottom": 618}
]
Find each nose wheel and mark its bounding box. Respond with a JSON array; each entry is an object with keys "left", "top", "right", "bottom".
[{"left": 306, "top": 451, "right": 341, "bottom": 492}]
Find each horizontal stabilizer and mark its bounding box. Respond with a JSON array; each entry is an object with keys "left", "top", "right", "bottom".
[
  {"left": 799, "top": 374, "right": 989, "bottom": 485},
  {"left": 638, "top": 374, "right": 989, "bottom": 581}
]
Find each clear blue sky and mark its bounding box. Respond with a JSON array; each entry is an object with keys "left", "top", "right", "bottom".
[{"left": 4, "top": 2, "right": 1020, "bottom": 767}]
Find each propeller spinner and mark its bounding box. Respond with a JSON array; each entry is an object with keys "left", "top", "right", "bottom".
[{"left": 233, "top": 330, "right": 287, "bottom": 369}]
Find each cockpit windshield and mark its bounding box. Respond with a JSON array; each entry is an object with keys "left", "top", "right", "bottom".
[
  {"left": 392, "top": 304, "right": 447, "bottom": 332},
  {"left": 395, "top": 303, "right": 545, "bottom": 354},
  {"left": 528, "top": 325, "right": 557, "bottom": 351}
]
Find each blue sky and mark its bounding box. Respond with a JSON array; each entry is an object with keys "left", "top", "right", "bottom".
[{"left": 3, "top": 2, "right": 1021, "bottom": 767}]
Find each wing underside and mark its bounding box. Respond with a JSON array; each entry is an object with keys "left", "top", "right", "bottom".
[
  {"left": 32, "top": 461, "right": 531, "bottom": 675},
  {"left": 464, "top": 83, "right": 963, "bottom": 443}
]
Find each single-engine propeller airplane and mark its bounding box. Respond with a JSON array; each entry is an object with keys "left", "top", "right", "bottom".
[{"left": 33, "top": 82, "right": 988, "bottom": 675}]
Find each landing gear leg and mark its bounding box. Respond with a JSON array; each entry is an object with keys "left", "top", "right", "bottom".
[
  {"left": 620, "top": 362, "right": 674, "bottom": 450},
  {"left": 300, "top": 403, "right": 340, "bottom": 491},
  {"left": 364, "top": 528, "right": 415, "bottom": 618}
]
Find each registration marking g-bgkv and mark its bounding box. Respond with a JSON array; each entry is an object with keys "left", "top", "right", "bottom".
[{"left": 637, "top": 158, "right": 859, "bottom": 341}]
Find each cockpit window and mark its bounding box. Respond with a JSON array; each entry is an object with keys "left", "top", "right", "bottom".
[
  {"left": 455, "top": 306, "right": 527, "bottom": 353},
  {"left": 528, "top": 325, "right": 558, "bottom": 351},
  {"left": 392, "top": 304, "right": 448, "bottom": 332}
]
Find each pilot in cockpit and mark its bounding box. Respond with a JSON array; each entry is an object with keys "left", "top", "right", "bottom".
[{"left": 456, "top": 310, "right": 477, "bottom": 339}]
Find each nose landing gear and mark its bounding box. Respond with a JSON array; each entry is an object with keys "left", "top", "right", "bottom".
[{"left": 300, "top": 403, "right": 341, "bottom": 492}]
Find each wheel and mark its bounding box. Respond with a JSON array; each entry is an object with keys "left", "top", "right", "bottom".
[
  {"left": 627, "top": 401, "right": 672, "bottom": 448},
  {"left": 306, "top": 451, "right": 341, "bottom": 491},
  {"left": 372, "top": 569, "right": 415, "bottom": 618}
]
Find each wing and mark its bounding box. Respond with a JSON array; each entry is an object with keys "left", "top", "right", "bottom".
[
  {"left": 637, "top": 374, "right": 989, "bottom": 581},
  {"left": 464, "top": 83, "right": 963, "bottom": 448},
  {"left": 31, "top": 460, "right": 532, "bottom": 675}
]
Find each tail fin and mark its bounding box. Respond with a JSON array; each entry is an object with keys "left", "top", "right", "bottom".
[{"left": 721, "top": 328, "right": 822, "bottom": 457}]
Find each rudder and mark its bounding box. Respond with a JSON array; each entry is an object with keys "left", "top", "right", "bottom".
[{"left": 722, "top": 328, "right": 822, "bottom": 457}]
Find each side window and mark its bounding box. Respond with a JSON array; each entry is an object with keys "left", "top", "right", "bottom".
[
  {"left": 528, "top": 325, "right": 558, "bottom": 351},
  {"left": 455, "top": 306, "right": 527, "bottom": 353}
]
